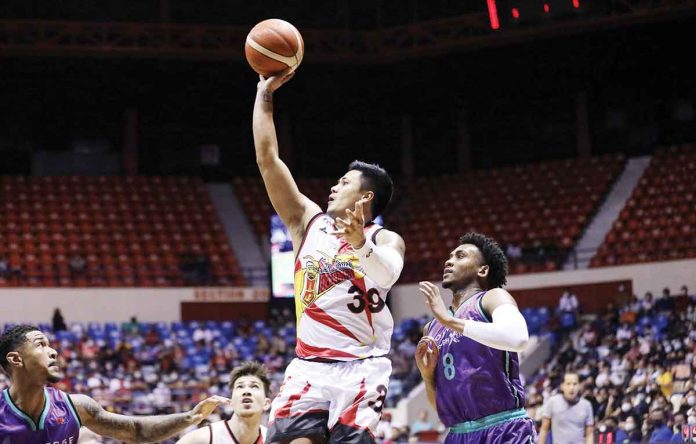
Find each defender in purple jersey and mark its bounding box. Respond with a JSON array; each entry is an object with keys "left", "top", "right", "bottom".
[
  {"left": 415, "top": 233, "right": 536, "bottom": 444},
  {"left": 1, "top": 325, "right": 229, "bottom": 444}
]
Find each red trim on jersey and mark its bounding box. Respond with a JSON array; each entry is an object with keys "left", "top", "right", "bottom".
[
  {"left": 295, "top": 338, "right": 360, "bottom": 359},
  {"left": 304, "top": 304, "right": 360, "bottom": 342},
  {"left": 294, "top": 212, "right": 325, "bottom": 262},
  {"left": 224, "top": 420, "right": 239, "bottom": 444},
  {"left": 274, "top": 381, "right": 313, "bottom": 419},
  {"left": 223, "top": 420, "right": 263, "bottom": 444},
  {"left": 337, "top": 378, "right": 367, "bottom": 427}
]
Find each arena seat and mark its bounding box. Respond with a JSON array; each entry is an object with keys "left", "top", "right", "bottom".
[
  {"left": 0, "top": 176, "right": 243, "bottom": 287},
  {"left": 591, "top": 144, "right": 696, "bottom": 267},
  {"left": 392, "top": 154, "right": 625, "bottom": 281},
  {"left": 233, "top": 155, "right": 625, "bottom": 281}
]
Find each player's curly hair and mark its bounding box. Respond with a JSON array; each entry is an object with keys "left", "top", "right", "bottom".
[
  {"left": 229, "top": 360, "right": 272, "bottom": 397},
  {"left": 459, "top": 232, "right": 508, "bottom": 289},
  {"left": 0, "top": 324, "right": 40, "bottom": 374}
]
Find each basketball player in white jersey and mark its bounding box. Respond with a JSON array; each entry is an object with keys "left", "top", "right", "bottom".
[
  {"left": 176, "top": 361, "right": 271, "bottom": 444},
  {"left": 253, "top": 69, "right": 406, "bottom": 443}
]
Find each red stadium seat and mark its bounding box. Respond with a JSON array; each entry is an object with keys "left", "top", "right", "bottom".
[
  {"left": 0, "top": 176, "right": 244, "bottom": 287},
  {"left": 590, "top": 144, "right": 696, "bottom": 267}
]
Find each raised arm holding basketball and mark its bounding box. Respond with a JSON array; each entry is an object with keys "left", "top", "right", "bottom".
[
  {"left": 250, "top": 43, "right": 406, "bottom": 442},
  {"left": 253, "top": 69, "right": 321, "bottom": 252}
]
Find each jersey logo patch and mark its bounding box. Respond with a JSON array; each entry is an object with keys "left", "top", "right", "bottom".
[{"left": 296, "top": 252, "right": 365, "bottom": 309}]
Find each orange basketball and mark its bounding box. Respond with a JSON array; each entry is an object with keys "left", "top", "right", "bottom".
[{"left": 245, "top": 19, "right": 304, "bottom": 77}]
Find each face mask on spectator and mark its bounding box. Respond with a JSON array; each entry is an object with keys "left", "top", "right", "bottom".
[
  {"left": 622, "top": 402, "right": 632, "bottom": 412},
  {"left": 688, "top": 396, "right": 696, "bottom": 406},
  {"left": 624, "top": 421, "right": 636, "bottom": 431},
  {"left": 598, "top": 425, "right": 607, "bottom": 433},
  {"left": 688, "top": 416, "right": 696, "bottom": 425}
]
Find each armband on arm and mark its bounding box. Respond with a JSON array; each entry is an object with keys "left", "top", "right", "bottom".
[
  {"left": 461, "top": 304, "right": 529, "bottom": 352},
  {"left": 354, "top": 237, "right": 404, "bottom": 288}
]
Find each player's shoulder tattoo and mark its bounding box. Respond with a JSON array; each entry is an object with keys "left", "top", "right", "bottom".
[{"left": 69, "top": 394, "right": 102, "bottom": 417}]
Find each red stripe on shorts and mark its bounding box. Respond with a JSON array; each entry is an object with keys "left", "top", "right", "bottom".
[
  {"left": 274, "top": 381, "right": 312, "bottom": 419},
  {"left": 338, "top": 378, "right": 367, "bottom": 427}
]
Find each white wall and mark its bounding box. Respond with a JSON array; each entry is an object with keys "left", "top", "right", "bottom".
[
  {"left": 1, "top": 287, "right": 268, "bottom": 323},
  {"left": 390, "top": 258, "right": 696, "bottom": 322},
  {"left": 2, "top": 259, "right": 694, "bottom": 324}
]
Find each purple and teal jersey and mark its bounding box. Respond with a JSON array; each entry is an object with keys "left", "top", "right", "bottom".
[
  {"left": 427, "top": 291, "right": 526, "bottom": 428},
  {"left": 0, "top": 387, "right": 81, "bottom": 444}
]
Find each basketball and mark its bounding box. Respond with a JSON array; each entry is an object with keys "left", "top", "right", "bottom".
[{"left": 245, "top": 19, "right": 304, "bottom": 77}]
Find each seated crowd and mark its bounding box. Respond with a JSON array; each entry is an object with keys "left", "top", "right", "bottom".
[{"left": 526, "top": 287, "right": 695, "bottom": 443}]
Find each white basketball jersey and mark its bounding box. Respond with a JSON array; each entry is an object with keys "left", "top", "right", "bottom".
[
  {"left": 293, "top": 213, "right": 394, "bottom": 360},
  {"left": 208, "top": 420, "right": 266, "bottom": 444}
]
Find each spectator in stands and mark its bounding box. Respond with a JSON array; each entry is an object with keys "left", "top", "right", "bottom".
[
  {"left": 526, "top": 387, "right": 544, "bottom": 425},
  {"left": 598, "top": 416, "right": 628, "bottom": 444},
  {"left": 194, "top": 255, "right": 211, "bottom": 284},
  {"left": 646, "top": 407, "right": 673, "bottom": 443},
  {"left": 656, "top": 287, "right": 677, "bottom": 313},
  {"left": 594, "top": 387, "right": 619, "bottom": 420},
  {"left": 179, "top": 254, "right": 211, "bottom": 285},
  {"left": 673, "top": 412, "right": 687, "bottom": 441},
  {"left": 0, "top": 255, "right": 8, "bottom": 278},
  {"left": 52, "top": 308, "right": 67, "bottom": 332},
  {"left": 0, "top": 325, "right": 230, "bottom": 443},
  {"left": 506, "top": 242, "right": 522, "bottom": 259},
  {"left": 642, "top": 292, "right": 655, "bottom": 314},
  {"left": 616, "top": 322, "right": 633, "bottom": 341},
  {"left": 558, "top": 287, "right": 579, "bottom": 327},
  {"left": 679, "top": 390, "right": 696, "bottom": 415},
  {"left": 619, "top": 295, "right": 641, "bottom": 325},
  {"left": 539, "top": 372, "right": 594, "bottom": 444},
  {"left": 145, "top": 326, "right": 160, "bottom": 346},
  {"left": 688, "top": 407, "right": 696, "bottom": 427},
  {"left": 410, "top": 409, "right": 434, "bottom": 436},
  {"left": 621, "top": 415, "right": 642, "bottom": 442},
  {"left": 679, "top": 285, "right": 689, "bottom": 298},
  {"left": 629, "top": 360, "right": 650, "bottom": 389},
  {"left": 69, "top": 253, "right": 87, "bottom": 277},
  {"left": 656, "top": 364, "right": 674, "bottom": 399}
]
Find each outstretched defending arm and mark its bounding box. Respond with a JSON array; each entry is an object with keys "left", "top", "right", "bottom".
[
  {"left": 419, "top": 284, "right": 529, "bottom": 353},
  {"left": 71, "top": 394, "right": 229, "bottom": 443},
  {"left": 253, "top": 70, "right": 321, "bottom": 239}
]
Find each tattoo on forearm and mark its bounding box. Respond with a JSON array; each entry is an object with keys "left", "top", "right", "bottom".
[
  {"left": 71, "top": 395, "right": 193, "bottom": 443},
  {"left": 263, "top": 91, "right": 273, "bottom": 103},
  {"left": 132, "top": 414, "right": 194, "bottom": 443}
]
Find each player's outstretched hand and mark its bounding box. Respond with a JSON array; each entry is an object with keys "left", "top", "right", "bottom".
[
  {"left": 189, "top": 395, "right": 232, "bottom": 423},
  {"left": 415, "top": 336, "right": 439, "bottom": 381},
  {"left": 419, "top": 281, "right": 451, "bottom": 326},
  {"left": 257, "top": 67, "right": 295, "bottom": 96},
  {"left": 331, "top": 197, "right": 369, "bottom": 249}
]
